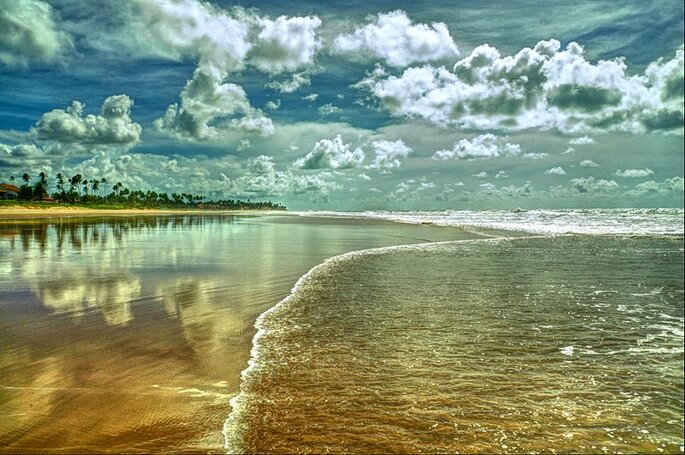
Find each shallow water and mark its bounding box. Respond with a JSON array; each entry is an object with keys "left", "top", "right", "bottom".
[
  {"left": 0, "top": 214, "right": 478, "bottom": 453},
  {"left": 227, "top": 235, "right": 684, "bottom": 453}
]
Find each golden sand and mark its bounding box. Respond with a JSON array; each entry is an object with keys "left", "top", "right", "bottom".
[{"left": 0, "top": 205, "right": 263, "bottom": 221}]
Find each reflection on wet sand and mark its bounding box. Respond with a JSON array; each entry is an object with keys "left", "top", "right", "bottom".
[{"left": 0, "top": 215, "right": 478, "bottom": 453}]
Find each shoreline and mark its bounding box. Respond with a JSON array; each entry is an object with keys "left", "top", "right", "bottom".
[
  {"left": 223, "top": 236, "right": 501, "bottom": 452},
  {"left": 0, "top": 212, "right": 480, "bottom": 453},
  {"left": 0, "top": 205, "right": 280, "bottom": 221}
]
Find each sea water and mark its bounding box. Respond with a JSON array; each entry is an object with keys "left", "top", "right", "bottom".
[{"left": 226, "top": 209, "right": 684, "bottom": 453}]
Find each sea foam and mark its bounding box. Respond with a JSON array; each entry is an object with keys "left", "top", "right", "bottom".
[{"left": 292, "top": 208, "right": 684, "bottom": 236}]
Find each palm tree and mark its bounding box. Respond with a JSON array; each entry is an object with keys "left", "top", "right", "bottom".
[
  {"left": 56, "top": 173, "right": 65, "bottom": 195},
  {"left": 70, "top": 174, "right": 82, "bottom": 195},
  {"left": 82, "top": 179, "right": 89, "bottom": 197},
  {"left": 22, "top": 173, "right": 30, "bottom": 184},
  {"left": 92, "top": 179, "right": 99, "bottom": 197},
  {"left": 100, "top": 178, "right": 107, "bottom": 197},
  {"left": 9, "top": 175, "right": 15, "bottom": 183}
]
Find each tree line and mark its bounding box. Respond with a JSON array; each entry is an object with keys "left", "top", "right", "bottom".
[{"left": 6, "top": 172, "right": 286, "bottom": 211}]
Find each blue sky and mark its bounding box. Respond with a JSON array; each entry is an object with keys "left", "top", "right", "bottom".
[{"left": 0, "top": 0, "right": 683, "bottom": 209}]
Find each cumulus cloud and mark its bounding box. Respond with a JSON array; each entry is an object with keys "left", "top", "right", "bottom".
[
  {"left": 293, "top": 135, "right": 365, "bottom": 169},
  {"left": 225, "top": 155, "right": 341, "bottom": 201},
  {"left": 0, "top": 0, "right": 73, "bottom": 67},
  {"left": 433, "top": 134, "right": 521, "bottom": 160},
  {"left": 357, "top": 40, "right": 684, "bottom": 133},
  {"left": 333, "top": 10, "right": 459, "bottom": 67},
  {"left": 569, "top": 136, "right": 595, "bottom": 145},
  {"left": 128, "top": 1, "right": 325, "bottom": 141},
  {"left": 626, "top": 177, "right": 684, "bottom": 197},
  {"left": 66, "top": 149, "right": 217, "bottom": 193},
  {"left": 579, "top": 159, "right": 599, "bottom": 167},
  {"left": 545, "top": 166, "right": 566, "bottom": 175},
  {"left": 0, "top": 142, "right": 53, "bottom": 170},
  {"left": 367, "top": 139, "right": 412, "bottom": 171},
  {"left": 124, "top": 0, "right": 251, "bottom": 73},
  {"left": 522, "top": 152, "right": 548, "bottom": 159},
  {"left": 318, "top": 103, "right": 342, "bottom": 116},
  {"left": 248, "top": 15, "right": 322, "bottom": 73},
  {"left": 34, "top": 95, "right": 142, "bottom": 148},
  {"left": 120, "top": 1, "right": 325, "bottom": 74},
  {"left": 569, "top": 176, "right": 620, "bottom": 194},
  {"left": 614, "top": 168, "right": 654, "bottom": 178},
  {"left": 154, "top": 67, "right": 273, "bottom": 140},
  {"left": 264, "top": 100, "right": 281, "bottom": 111},
  {"left": 266, "top": 71, "right": 313, "bottom": 93}
]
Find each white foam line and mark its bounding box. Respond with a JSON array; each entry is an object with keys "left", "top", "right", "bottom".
[
  {"left": 221, "top": 236, "right": 526, "bottom": 453},
  {"left": 288, "top": 209, "right": 685, "bottom": 237}
]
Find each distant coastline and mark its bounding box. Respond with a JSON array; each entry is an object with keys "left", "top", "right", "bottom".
[{"left": 0, "top": 203, "right": 282, "bottom": 221}]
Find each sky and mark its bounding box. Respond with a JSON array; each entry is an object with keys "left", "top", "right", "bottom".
[{"left": 0, "top": 0, "right": 683, "bottom": 210}]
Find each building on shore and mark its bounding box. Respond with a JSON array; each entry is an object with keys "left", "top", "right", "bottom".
[{"left": 0, "top": 183, "right": 20, "bottom": 200}]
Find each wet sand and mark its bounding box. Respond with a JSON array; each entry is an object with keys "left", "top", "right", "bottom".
[{"left": 0, "top": 213, "right": 482, "bottom": 453}]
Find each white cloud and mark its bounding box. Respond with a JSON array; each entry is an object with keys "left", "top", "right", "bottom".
[
  {"left": 249, "top": 15, "right": 322, "bottom": 73},
  {"left": 0, "top": 142, "right": 53, "bottom": 171},
  {"left": 495, "top": 170, "right": 509, "bottom": 179},
  {"left": 333, "top": 10, "right": 459, "bottom": 67},
  {"left": 367, "top": 139, "right": 412, "bottom": 171},
  {"left": 545, "top": 166, "right": 566, "bottom": 175},
  {"left": 124, "top": 0, "right": 251, "bottom": 73},
  {"left": 264, "top": 100, "right": 281, "bottom": 111},
  {"left": 153, "top": 67, "right": 273, "bottom": 140},
  {"left": 522, "top": 152, "right": 548, "bottom": 159},
  {"left": 433, "top": 134, "right": 521, "bottom": 160},
  {"left": 127, "top": 1, "right": 326, "bottom": 141},
  {"left": 579, "top": 159, "right": 599, "bottom": 167},
  {"left": 302, "top": 93, "right": 319, "bottom": 102},
  {"left": 0, "top": 0, "right": 73, "bottom": 67},
  {"left": 626, "top": 177, "right": 684, "bottom": 197},
  {"left": 318, "top": 103, "right": 342, "bottom": 116},
  {"left": 237, "top": 139, "right": 251, "bottom": 151},
  {"left": 121, "top": 1, "right": 323, "bottom": 75},
  {"left": 266, "top": 71, "right": 312, "bottom": 93},
  {"left": 569, "top": 176, "right": 620, "bottom": 194},
  {"left": 293, "top": 135, "right": 365, "bottom": 169},
  {"left": 34, "top": 95, "right": 142, "bottom": 148},
  {"left": 227, "top": 155, "right": 341, "bottom": 201},
  {"left": 472, "top": 171, "right": 489, "bottom": 178},
  {"left": 569, "top": 136, "right": 595, "bottom": 145},
  {"left": 614, "top": 168, "right": 654, "bottom": 178},
  {"left": 357, "top": 40, "right": 684, "bottom": 133}
]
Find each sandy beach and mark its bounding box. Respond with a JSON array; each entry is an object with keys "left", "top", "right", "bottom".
[
  {"left": 0, "top": 205, "right": 269, "bottom": 221},
  {"left": 0, "top": 213, "right": 480, "bottom": 453}
]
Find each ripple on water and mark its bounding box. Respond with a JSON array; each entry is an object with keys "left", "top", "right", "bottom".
[{"left": 226, "top": 236, "right": 684, "bottom": 454}]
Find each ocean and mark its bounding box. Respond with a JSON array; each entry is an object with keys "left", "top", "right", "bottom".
[
  {"left": 225, "top": 209, "right": 684, "bottom": 454},
  {"left": 0, "top": 209, "right": 682, "bottom": 453}
]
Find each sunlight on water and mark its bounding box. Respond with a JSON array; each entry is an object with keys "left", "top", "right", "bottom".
[
  {"left": 227, "top": 235, "right": 684, "bottom": 454},
  {"left": 0, "top": 214, "right": 476, "bottom": 453}
]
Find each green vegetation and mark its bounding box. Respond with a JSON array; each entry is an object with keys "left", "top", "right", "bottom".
[{"left": 5, "top": 172, "right": 286, "bottom": 211}]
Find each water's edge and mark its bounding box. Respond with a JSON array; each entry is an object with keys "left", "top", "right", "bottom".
[{"left": 221, "top": 235, "right": 524, "bottom": 453}]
